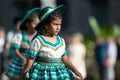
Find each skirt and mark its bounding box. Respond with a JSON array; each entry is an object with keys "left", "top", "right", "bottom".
[
  {"left": 26, "top": 62, "right": 74, "bottom": 80},
  {"left": 5, "top": 57, "right": 24, "bottom": 80}
]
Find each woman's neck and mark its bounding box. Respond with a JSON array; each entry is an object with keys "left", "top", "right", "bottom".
[
  {"left": 43, "top": 32, "right": 55, "bottom": 37},
  {"left": 42, "top": 33, "right": 57, "bottom": 43},
  {"left": 26, "top": 30, "right": 35, "bottom": 35}
]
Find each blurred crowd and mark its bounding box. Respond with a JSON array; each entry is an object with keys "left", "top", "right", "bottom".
[
  {"left": 64, "top": 33, "right": 120, "bottom": 80},
  {"left": 0, "top": 16, "right": 22, "bottom": 80}
]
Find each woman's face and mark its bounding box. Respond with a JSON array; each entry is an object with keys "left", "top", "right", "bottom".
[
  {"left": 46, "top": 18, "right": 62, "bottom": 36},
  {"left": 27, "top": 17, "right": 40, "bottom": 33}
]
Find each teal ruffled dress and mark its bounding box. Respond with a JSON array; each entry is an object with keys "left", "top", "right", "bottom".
[
  {"left": 6, "top": 32, "right": 31, "bottom": 80},
  {"left": 26, "top": 35, "right": 74, "bottom": 80}
]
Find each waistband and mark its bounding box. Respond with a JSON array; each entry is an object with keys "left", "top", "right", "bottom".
[
  {"left": 20, "top": 49, "right": 28, "bottom": 53},
  {"left": 36, "top": 57, "right": 62, "bottom": 63}
]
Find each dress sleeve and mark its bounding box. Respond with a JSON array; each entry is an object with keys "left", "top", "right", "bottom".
[
  {"left": 62, "top": 50, "right": 68, "bottom": 57},
  {"left": 12, "top": 33, "right": 22, "bottom": 50},
  {"left": 28, "top": 38, "right": 41, "bottom": 58},
  {"left": 6, "top": 31, "right": 14, "bottom": 44}
]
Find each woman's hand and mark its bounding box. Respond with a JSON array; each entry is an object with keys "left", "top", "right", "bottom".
[
  {"left": 74, "top": 71, "right": 83, "bottom": 80},
  {"left": 77, "top": 74, "right": 83, "bottom": 80},
  {"left": 21, "top": 58, "right": 26, "bottom": 65},
  {"left": 18, "top": 57, "right": 35, "bottom": 80},
  {"left": 62, "top": 56, "right": 83, "bottom": 80},
  {"left": 17, "top": 74, "right": 25, "bottom": 80},
  {"left": 105, "top": 58, "right": 110, "bottom": 68}
]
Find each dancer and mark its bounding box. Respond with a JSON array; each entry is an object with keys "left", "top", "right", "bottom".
[
  {"left": 19, "top": 5, "right": 83, "bottom": 80},
  {"left": 5, "top": 7, "right": 41, "bottom": 80}
]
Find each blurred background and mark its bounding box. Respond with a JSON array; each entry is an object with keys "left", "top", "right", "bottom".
[
  {"left": 1, "top": 0, "right": 120, "bottom": 35},
  {"left": 0, "top": 0, "right": 120, "bottom": 80}
]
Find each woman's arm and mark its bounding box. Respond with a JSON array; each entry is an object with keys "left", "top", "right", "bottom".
[
  {"left": 14, "top": 49, "right": 26, "bottom": 64},
  {"left": 62, "top": 55, "right": 83, "bottom": 80},
  {"left": 18, "top": 57, "right": 35, "bottom": 80}
]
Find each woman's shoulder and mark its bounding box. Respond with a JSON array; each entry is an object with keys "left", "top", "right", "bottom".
[
  {"left": 57, "top": 36, "right": 66, "bottom": 46},
  {"left": 57, "top": 35, "right": 64, "bottom": 40},
  {"left": 14, "top": 32, "right": 22, "bottom": 35},
  {"left": 35, "top": 34, "right": 42, "bottom": 40},
  {"left": 32, "top": 34, "right": 43, "bottom": 43},
  {"left": 13, "top": 32, "right": 22, "bottom": 39}
]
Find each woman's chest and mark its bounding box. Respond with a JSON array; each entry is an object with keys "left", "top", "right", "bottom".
[
  {"left": 21, "top": 40, "right": 31, "bottom": 49},
  {"left": 38, "top": 43, "right": 65, "bottom": 58}
]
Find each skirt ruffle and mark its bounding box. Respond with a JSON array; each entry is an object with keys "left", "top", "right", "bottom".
[
  {"left": 5, "top": 58, "right": 24, "bottom": 80},
  {"left": 26, "top": 63, "right": 74, "bottom": 80}
]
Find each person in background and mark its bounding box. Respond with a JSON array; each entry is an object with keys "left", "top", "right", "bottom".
[
  {"left": 2, "top": 16, "right": 22, "bottom": 80},
  {"left": 18, "top": 5, "right": 83, "bottom": 80},
  {"left": 115, "top": 35, "right": 120, "bottom": 80},
  {"left": 5, "top": 17, "right": 21, "bottom": 63},
  {"left": 5, "top": 16, "right": 21, "bottom": 56},
  {"left": 94, "top": 36, "right": 108, "bottom": 80},
  {"left": 105, "top": 36, "right": 117, "bottom": 80},
  {"left": 67, "top": 33, "right": 87, "bottom": 80},
  {"left": 5, "top": 7, "right": 41, "bottom": 80},
  {"left": 0, "top": 27, "right": 6, "bottom": 79}
]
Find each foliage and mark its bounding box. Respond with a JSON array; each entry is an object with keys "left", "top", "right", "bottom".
[
  {"left": 85, "top": 16, "right": 120, "bottom": 80},
  {"left": 89, "top": 16, "right": 120, "bottom": 39}
]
